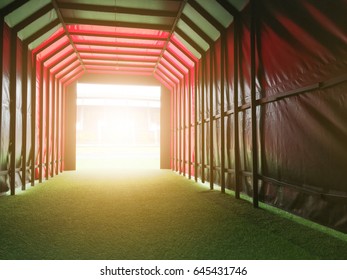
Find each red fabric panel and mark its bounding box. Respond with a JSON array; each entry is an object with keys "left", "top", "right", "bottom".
[
  {"left": 80, "top": 52, "right": 158, "bottom": 62},
  {"left": 32, "top": 27, "right": 65, "bottom": 56},
  {"left": 153, "top": 72, "right": 174, "bottom": 90},
  {"left": 162, "top": 51, "right": 188, "bottom": 74},
  {"left": 169, "top": 35, "right": 198, "bottom": 64},
  {"left": 157, "top": 64, "right": 180, "bottom": 84},
  {"left": 159, "top": 58, "right": 184, "bottom": 80},
  {"left": 154, "top": 70, "right": 176, "bottom": 88},
  {"left": 256, "top": 0, "right": 347, "bottom": 97},
  {"left": 50, "top": 53, "right": 78, "bottom": 74},
  {"left": 84, "top": 65, "right": 153, "bottom": 73},
  {"left": 37, "top": 36, "right": 70, "bottom": 62},
  {"left": 82, "top": 59, "right": 155, "bottom": 67},
  {"left": 71, "top": 35, "right": 165, "bottom": 49},
  {"left": 76, "top": 44, "right": 161, "bottom": 56},
  {"left": 56, "top": 60, "right": 81, "bottom": 79},
  {"left": 43, "top": 45, "right": 74, "bottom": 68},
  {"left": 85, "top": 69, "right": 152, "bottom": 77},
  {"left": 61, "top": 68, "right": 85, "bottom": 86},
  {"left": 67, "top": 25, "right": 169, "bottom": 40}
]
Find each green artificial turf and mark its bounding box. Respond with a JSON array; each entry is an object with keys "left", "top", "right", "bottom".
[{"left": 0, "top": 169, "right": 346, "bottom": 260}]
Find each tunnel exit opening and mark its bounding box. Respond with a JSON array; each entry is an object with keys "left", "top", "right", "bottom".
[{"left": 76, "top": 83, "right": 161, "bottom": 170}]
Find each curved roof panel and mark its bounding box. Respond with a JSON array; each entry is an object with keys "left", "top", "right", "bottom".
[
  {"left": 1, "top": 0, "right": 246, "bottom": 88},
  {"left": 182, "top": 3, "right": 220, "bottom": 41},
  {"left": 29, "top": 24, "right": 62, "bottom": 50},
  {"left": 4, "top": 0, "right": 52, "bottom": 27},
  {"left": 0, "top": 0, "right": 15, "bottom": 10},
  {"left": 177, "top": 19, "right": 209, "bottom": 51},
  {"left": 195, "top": 0, "right": 233, "bottom": 28}
]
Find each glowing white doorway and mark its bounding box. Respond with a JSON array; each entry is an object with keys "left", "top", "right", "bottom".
[{"left": 76, "top": 83, "right": 161, "bottom": 169}]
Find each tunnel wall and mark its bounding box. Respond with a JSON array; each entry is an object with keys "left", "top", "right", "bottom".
[
  {"left": 0, "top": 23, "right": 11, "bottom": 193},
  {"left": 0, "top": 23, "right": 66, "bottom": 195},
  {"left": 172, "top": 0, "right": 347, "bottom": 233},
  {"left": 252, "top": 0, "right": 347, "bottom": 232}
]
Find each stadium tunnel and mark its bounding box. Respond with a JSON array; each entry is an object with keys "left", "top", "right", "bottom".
[{"left": 1, "top": 0, "right": 347, "bottom": 233}]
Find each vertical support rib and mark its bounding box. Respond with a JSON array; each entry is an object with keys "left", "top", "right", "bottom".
[
  {"left": 170, "top": 88, "right": 175, "bottom": 170},
  {"left": 178, "top": 83, "right": 182, "bottom": 174},
  {"left": 250, "top": 0, "right": 259, "bottom": 207},
  {"left": 174, "top": 86, "right": 177, "bottom": 171},
  {"left": 209, "top": 47, "right": 214, "bottom": 190},
  {"left": 30, "top": 54, "right": 37, "bottom": 186},
  {"left": 234, "top": 16, "right": 241, "bottom": 199},
  {"left": 188, "top": 71, "right": 191, "bottom": 179},
  {"left": 60, "top": 83, "right": 65, "bottom": 172},
  {"left": 182, "top": 76, "right": 186, "bottom": 176},
  {"left": 45, "top": 71, "right": 50, "bottom": 180},
  {"left": 51, "top": 74, "right": 56, "bottom": 177},
  {"left": 21, "top": 43, "right": 28, "bottom": 190},
  {"left": 9, "top": 31, "right": 17, "bottom": 195},
  {"left": 194, "top": 64, "right": 198, "bottom": 182},
  {"left": 55, "top": 79, "right": 59, "bottom": 175},
  {"left": 57, "top": 80, "right": 62, "bottom": 173},
  {"left": 220, "top": 33, "right": 226, "bottom": 193},
  {"left": 39, "top": 65, "right": 44, "bottom": 182},
  {"left": 201, "top": 57, "right": 205, "bottom": 183}
]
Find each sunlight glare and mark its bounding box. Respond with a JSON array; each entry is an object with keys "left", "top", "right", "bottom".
[{"left": 76, "top": 83, "right": 161, "bottom": 169}]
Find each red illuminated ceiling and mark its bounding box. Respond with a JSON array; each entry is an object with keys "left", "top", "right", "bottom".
[
  {"left": 2, "top": 0, "right": 242, "bottom": 89},
  {"left": 33, "top": 23, "right": 199, "bottom": 89}
]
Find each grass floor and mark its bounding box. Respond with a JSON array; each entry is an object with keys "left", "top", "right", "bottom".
[
  {"left": 0, "top": 169, "right": 347, "bottom": 260},
  {"left": 76, "top": 145, "right": 160, "bottom": 169}
]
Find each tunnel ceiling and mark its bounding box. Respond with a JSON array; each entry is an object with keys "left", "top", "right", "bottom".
[{"left": 0, "top": 0, "right": 248, "bottom": 89}]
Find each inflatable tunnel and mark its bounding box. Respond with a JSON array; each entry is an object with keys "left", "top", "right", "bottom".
[{"left": 1, "top": 0, "right": 347, "bottom": 233}]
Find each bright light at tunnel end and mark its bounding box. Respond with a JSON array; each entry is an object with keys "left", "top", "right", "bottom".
[{"left": 76, "top": 83, "right": 161, "bottom": 170}]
